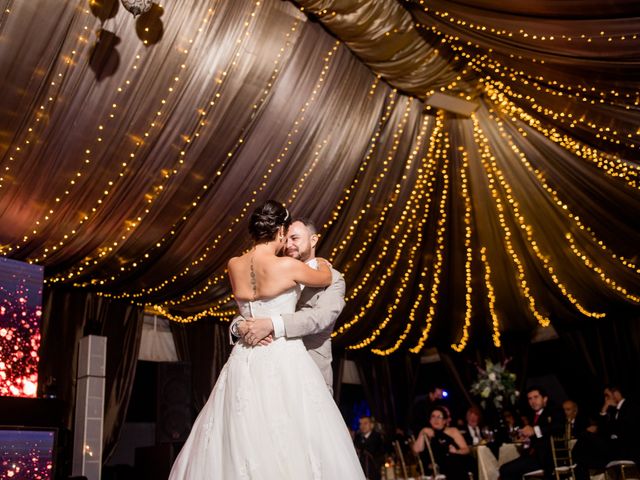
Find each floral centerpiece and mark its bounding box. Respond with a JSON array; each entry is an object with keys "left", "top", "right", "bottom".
[{"left": 470, "top": 359, "right": 519, "bottom": 411}]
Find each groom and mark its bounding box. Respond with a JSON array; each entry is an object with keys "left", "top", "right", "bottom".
[{"left": 230, "top": 218, "right": 346, "bottom": 393}]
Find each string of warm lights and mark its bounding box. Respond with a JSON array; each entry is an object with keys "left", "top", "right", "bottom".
[
  {"left": 565, "top": 233, "right": 640, "bottom": 303},
  {"left": 342, "top": 116, "right": 434, "bottom": 348},
  {"left": 286, "top": 137, "right": 328, "bottom": 205},
  {"left": 483, "top": 78, "right": 637, "bottom": 149},
  {"left": 12, "top": 14, "right": 183, "bottom": 261},
  {"left": 409, "top": 122, "right": 450, "bottom": 354},
  {"left": 0, "top": 7, "right": 94, "bottom": 193},
  {"left": 322, "top": 89, "right": 399, "bottom": 235},
  {"left": 484, "top": 83, "right": 640, "bottom": 190},
  {"left": 156, "top": 273, "right": 228, "bottom": 308},
  {"left": 415, "top": 22, "right": 640, "bottom": 109},
  {"left": 480, "top": 246, "right": 502, "bottom": 347},
  {"left": 334, "top": 114, "right": 435, "bottom": 338},
  {"left": 37, "top": 47, "right": 188, "bottom": 271},
  {"left": 472, "top": 114, "right": 551, "bottom": 327},
  {"left": 115, "top": 19, "right": 306, "bottom": 307},
  {"left": 329, "top": 98, "right": 412, "bottom": 265},
  {"left": 452, "top": 148, "right": 473, "bottom": 352},
  {"left": 470, "top": 54, "right": 637, "bottom": 109},
  {"left": 151, "top": 304, "right": 237, "bottom": 324},
  {"left": 484, "top": 141, "right": 606, "bottom": 318},
  {"left": 45, "top": 3, "right": 275, "bottom": 284},
  {"left": 487, "top": 107, "right": 640, "bottom": 276},
  {"left": 339, "top": 112, "right": 422, "bottom": 293},
  {"left": 90, "top": 40, "right": 342, "bottom": 303},
  {"left": 414, "top": 2, "right": 639, "bottom": 46},
  {"left": 370, "top": 113, "right": 444, "bottom": 355}
]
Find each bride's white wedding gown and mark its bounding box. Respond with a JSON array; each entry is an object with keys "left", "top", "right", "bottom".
[{"left": 168, "top": 286, "right": 365, "bottom": 479}]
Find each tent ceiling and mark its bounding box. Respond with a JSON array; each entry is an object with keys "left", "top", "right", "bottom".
[{"left": 0, "top": 0, "right": 638, "bottom": 353}]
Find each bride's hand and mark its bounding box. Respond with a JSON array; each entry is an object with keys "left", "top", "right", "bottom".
[{"left": 257, "top": 335, "right": 273, "bottom": 346}]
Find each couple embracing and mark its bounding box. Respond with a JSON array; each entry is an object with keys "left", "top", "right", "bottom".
[{"left": 169, "top": 200, "right": 365, "bottom": 479}]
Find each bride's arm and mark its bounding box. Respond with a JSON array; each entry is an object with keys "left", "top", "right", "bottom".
[{"left": 281, "top": 257, "right": 332, "bottom": 287}]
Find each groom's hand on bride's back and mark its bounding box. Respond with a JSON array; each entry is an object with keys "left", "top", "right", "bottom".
[{"left": 242, "top": 317, "right": 274, "bottom": 346}]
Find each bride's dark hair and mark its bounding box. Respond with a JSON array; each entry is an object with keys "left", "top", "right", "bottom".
[{"left": 249, "top": 200, "right": 291, "bottom": 242}]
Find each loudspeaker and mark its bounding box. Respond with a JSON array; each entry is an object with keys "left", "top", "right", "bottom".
[
  {"left": 72, "top": 335, "right": 107, "bottom": 480},
  {"left": 156, "top": 362, "right": 192, "bottom": 444}
]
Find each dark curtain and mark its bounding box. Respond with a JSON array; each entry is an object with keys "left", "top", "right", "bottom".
[
  {"left": 170, "top": 319, "right": 232, "bottom": 412},
  {"left": 39, "top": 287, "right": 144, "bottom": 462},
  {"left": 556, "top": 316, "right": 640, "bottom": 408},
  {"left": 344, "top": 351, "right": 419, "bottom": 431}
]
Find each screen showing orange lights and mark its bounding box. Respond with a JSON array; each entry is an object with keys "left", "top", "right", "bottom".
[{"left": 0, "top": 257, "right": 44, "bottom": 398}]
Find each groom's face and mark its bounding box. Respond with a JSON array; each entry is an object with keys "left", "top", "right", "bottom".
[{"left": 285, "top": 221, "right": 317, "bottom": 262}]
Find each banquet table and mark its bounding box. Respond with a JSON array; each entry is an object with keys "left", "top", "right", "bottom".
[{"left": 476, "top": 443, "right": 521, "bottom": 480}]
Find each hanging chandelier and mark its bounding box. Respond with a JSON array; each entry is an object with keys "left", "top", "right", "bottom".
[{"left": 120, "top": 0, "right": 152, "bottom": 17}]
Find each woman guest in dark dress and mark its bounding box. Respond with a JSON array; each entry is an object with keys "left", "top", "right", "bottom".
[{"left": 412, "top": 406, "right": 474, "bottom": 480}]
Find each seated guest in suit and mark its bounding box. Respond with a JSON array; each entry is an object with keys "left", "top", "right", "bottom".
[
  {"left": 463, "top": 405, "right": 485, "bottom": 446},
  {"left": 598, "top": 385, "right": 640, "bottom": 464},
  {"left": 563, "top": 400, "right": 589, "bottom": 439},
  {"left": 354, "top": 416, "right": 386, "bottom": 480},
  {"left": 413, "top": 406, "right": 473, "bottom": 480},
  {"left": 573, "top": 385, "right": 640, "bottom": 480},
  {"left": 499, "top": 386, "right": 564, "bottom": 480}
]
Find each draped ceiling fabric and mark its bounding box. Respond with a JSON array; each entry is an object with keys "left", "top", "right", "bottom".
[{"left": 0, "top": 0, "right": 639, "bottom": 355}]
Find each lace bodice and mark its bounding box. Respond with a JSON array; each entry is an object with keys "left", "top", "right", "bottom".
[{"left": 235, "top": 285, "right": 300, "bottom": 319}]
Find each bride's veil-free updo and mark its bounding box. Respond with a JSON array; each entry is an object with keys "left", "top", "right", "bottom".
[{"left": 249, "top": 200, "right": 291, "bottom": 242}]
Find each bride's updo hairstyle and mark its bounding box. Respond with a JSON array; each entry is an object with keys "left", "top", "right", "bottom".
[{"left": 249, "top": 200, "right": 291, "bottom": 242}]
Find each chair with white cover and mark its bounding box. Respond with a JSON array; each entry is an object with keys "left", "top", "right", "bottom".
[{"left": 605, "top": 460, "right": 637, "bottom": 480}]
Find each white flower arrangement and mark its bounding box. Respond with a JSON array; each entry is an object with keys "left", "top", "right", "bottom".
[{"left": 470, "top": 359, "right": 519, "bottom": 410}]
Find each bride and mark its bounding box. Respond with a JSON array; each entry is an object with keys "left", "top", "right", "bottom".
[{"left": 169, "top": 200, "right": 365, "bottom": 479}]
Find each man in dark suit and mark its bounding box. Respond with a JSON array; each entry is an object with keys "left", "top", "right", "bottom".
[
  {"left": 354, "top": 416, "right": 386, "bottom": 480},
  {"left": 598, "top": 385, "right": 640, "bottom": 463},
  {"left": 563, "top": 400, "right": 589, "bottom": 439},
  {"left": 499, "top": 386, "right": 564, "bottom": 480}
]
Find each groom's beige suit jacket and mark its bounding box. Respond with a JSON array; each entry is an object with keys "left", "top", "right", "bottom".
[{"left": 280, "top": 267, "right": 345, "bottom": 393}]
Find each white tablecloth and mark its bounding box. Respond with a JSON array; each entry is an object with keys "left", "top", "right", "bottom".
[{"left": 476, "top": 444, "right": 521, "bottom": 480}]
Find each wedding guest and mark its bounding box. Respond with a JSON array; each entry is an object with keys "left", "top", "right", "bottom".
[
  {"left": 462, "top": 406, "right": 485, "bottom": 446},
  {"left": 571, "top": 386, "right": 638, "bottom": 480},
  {"left": 499, "top": 386, "right": 564, "bottom": 480},
  {"left": 413, "top": 406, "right": 473, "bottom": 480},
  {"left": 562, "top": 400, "right": 589, "bottom": 439},
  {"left": 598, "top": 385, "right": 640, "bottom": 463},
  {"left": 354, "top": 416, "right": 386, "bottom": 480},
  {"left": 410, "top": 384, "right": 448, "bottom": 436}
]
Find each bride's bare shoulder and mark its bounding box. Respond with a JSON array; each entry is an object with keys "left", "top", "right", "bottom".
[{"left": 227, "top": 255, "right": 246, "bottom": 271}]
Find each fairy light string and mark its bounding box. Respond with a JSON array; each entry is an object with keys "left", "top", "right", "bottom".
[
  {"left": 329, "top": 97, "right": 413, "bottom": 265},
  {"left": 484, "top": 83, "right": 639, "bottom": 190},
  {"left": 485, "top": 106, "right": 640, "bottom": 277},
  {"left": 451, "top": 148, "right": 474, "bottom": 352},
  {"left": 341, "top": 115, "right": 434, "bottom": 348},
  {"left": 480, "top": 246, "right": 502, "bottom": 347},
  {"left": 42, "top": 3, "right": 270, "bottom": 281},
  {"left": 370, "top": 113, "right": 445, "bottom": 356},
  {"left": 0, "top": 6, "right": 95, "bottom": 193},
  {"left": 409, "top": 122, "right": 450, "bottom": 354},
  {"left": 472, "top": 114, "right": 551, "bottom": 327}
]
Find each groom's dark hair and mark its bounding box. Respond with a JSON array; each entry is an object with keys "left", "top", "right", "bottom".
[{"left": 292, "top": 217, "right": 317, "bottom": 235}]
